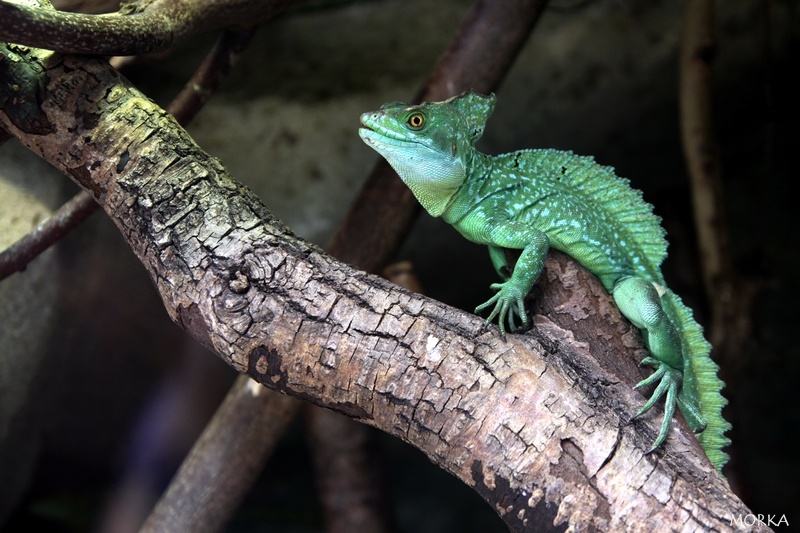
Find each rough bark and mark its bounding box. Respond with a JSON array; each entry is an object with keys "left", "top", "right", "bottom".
[
  {"left": 0, "top": 45, "right": 765, "bottom": 533},
  {"left": 313, "top": 2, "right": 549, "bottom": 530}
]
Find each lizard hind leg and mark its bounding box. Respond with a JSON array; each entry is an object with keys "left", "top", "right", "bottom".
[
  {"left": 612, "top": 277, "right": 683, "bottom": 370},
  {"left": 612, "top": 277, "right": 691, "bottom": 450},
  {"left": 633, "top": 356, "right": 681, "bottom": 452}
]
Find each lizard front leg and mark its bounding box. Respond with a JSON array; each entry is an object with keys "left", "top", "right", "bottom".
[{"left": 474, "top": 223, "right": 549, "bottom": 335}]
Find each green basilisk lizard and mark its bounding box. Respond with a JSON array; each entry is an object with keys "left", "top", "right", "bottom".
[{"left": 358, "top": 90, "right": 730, "bottom": 472}]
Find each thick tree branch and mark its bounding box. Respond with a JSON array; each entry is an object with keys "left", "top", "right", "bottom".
[
  {"left": 0, "top": 43, "right": 764, "bottom": 531},
  {"left": 0, "top": 0, "right": 306, "bottom": 55},
  {"left": 0, "top": 26, "right": 256, "bottom": 280}
]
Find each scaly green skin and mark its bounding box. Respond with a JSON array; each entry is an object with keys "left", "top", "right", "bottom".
[{"left": 359, "top": 91, "right": 731, "bottom": 471}]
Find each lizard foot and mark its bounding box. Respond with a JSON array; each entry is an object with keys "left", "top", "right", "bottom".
[
  {"left": 475, "top": 281, "right": 528, "bottom": 337},
  {"left": 632, "top": 357, "right": 683, "bottom": 453}
]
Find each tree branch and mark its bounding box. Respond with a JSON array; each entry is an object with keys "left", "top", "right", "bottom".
[
  {"left": 0, "top": 190, "right": 97, "bottom": 279},
  {"left": 678, "top": 0, "right": 759, "bottom": 357},
  {"left": 0, "top": 42, "right": 763, "bottom": 531},
  {"left": 0, "top": 0, "right": 307, "bottom": 55}
]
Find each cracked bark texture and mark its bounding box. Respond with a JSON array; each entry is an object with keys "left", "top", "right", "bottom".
[{"left": 0, "top": 47, "right": 763, "bottom": 532}]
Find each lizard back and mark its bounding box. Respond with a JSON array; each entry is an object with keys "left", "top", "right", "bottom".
[{"left": 448, "top": 148, "right": 669, "bottom": 289}]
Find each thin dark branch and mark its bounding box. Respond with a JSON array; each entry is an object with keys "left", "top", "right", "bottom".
[
  {"left": 306, "top": 407, "right": 398, "bottom": 533},
  {"left": 167, "top": 26, "right": 258, "bottom": 123},
  {"left": 679, "top": 2, "right": 761, "bottom": 362},
  {"left": 0, "top": 191, "right": 97, "bottom": 279},
  {"left": 139, "top": 375, "right": 302, "bottom": 533},
  {"left": 679, "top": 0, "right": 728, "bottom": 315}
]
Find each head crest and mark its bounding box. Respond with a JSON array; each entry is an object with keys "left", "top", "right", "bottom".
[{"left": 446, "top": 91, "right": 496, "bottom": 143}]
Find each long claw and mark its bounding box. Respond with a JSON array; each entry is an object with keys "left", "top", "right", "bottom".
[
  {"left": 638, "top": 356, "right": 660, "bottom": 368},
  {"left": 645, "top": 378, "right": 678, "bottom": 452},
  {"left": 632, "top": 361, "right": 686, "bottom": 453},
  {"left": 635, "top": 368, "right": 670, "bottom": 416}
]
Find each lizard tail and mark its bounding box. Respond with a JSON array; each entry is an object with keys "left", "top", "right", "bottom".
[{"left": 662, "top": 289, "right": 731, "bottom": 472}]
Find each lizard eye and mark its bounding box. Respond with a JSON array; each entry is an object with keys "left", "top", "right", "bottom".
[{"left": 407, "top": 112, "right": 425, "bottom": 130}]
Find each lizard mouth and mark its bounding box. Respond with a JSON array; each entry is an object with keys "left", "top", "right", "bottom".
[{"left": 358, "top": 114, "right": 418, "bottom": 146}]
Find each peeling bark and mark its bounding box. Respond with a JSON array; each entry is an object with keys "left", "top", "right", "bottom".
[{"left": 0, "top": 44, "right": 765, "bottom": 533}]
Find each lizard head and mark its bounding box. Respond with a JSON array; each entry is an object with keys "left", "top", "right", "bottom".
[{"left": 359, "top": 90, "right": 496, "bottom": 217}]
